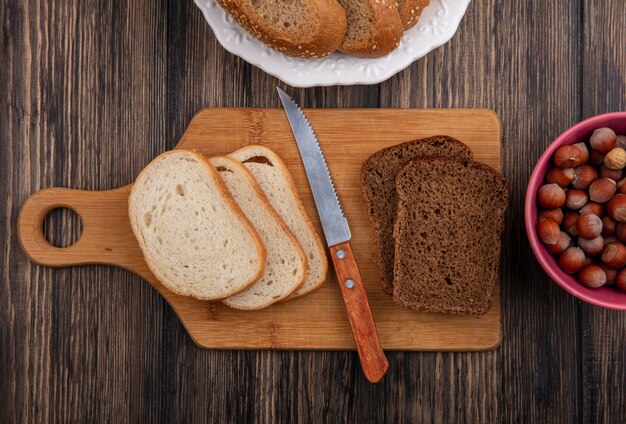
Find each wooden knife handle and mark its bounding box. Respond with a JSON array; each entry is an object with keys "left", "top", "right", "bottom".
[{"left": 329, "top": 241, "right": 388, "bottom": 383}]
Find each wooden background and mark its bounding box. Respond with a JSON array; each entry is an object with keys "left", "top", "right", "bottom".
[{"left": 1, "top": 0, "right": 624, "bottom": 422}]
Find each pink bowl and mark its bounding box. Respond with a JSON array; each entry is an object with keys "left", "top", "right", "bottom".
[{"left": 525, "top": 112, "right": 626, "bottom": 310}]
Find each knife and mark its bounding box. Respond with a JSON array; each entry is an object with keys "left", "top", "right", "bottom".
[{"left": 277, "top": 87, "right": 389, "bottom": 383}]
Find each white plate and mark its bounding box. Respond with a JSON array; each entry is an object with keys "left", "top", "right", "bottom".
[{"left": 193, "top": 0, "right": 472, "bottom": 87}]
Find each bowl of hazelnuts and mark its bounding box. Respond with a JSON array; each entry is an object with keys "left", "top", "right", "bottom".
[{"left": 525, "top": 112, "right": 626, "bottom": 309}]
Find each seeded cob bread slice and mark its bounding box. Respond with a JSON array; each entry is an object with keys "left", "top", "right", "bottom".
[
  {"left": 216, "top": 0, "right": 347, "bottom": 58},
  {"left": 129, "top": 150, "right": 266, "bottom": 300},
  {"left": 392, "top": 158, "right": 509, "bottom": 315},
  {"left": 337, "top": 0, "right": 404, "bottom": 58},
  {"left": 210, "top": 156, "right": 308, "bottom": 310},
  {"left": 360, "top": 136, "right": 474, "bottom": 294},
  {"left": 229, "top": 145, "right": 328, "bottom": 299},
  {"left": 397, "top": 0, "right": 430, "bottom": 30}
]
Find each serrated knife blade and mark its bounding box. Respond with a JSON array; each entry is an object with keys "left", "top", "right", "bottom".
[
  {"left": 277, "top": 87, "right": 388, "bottom": 384},
  {"left": 276, "top": 88, "right": 351, "bottom": 247}
]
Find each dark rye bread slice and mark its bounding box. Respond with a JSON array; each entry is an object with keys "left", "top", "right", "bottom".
[
  {"left": 392, "top": 158, "right": 508, "bottom": 315},
  {"left": 360, "top": 136, "right": 473, "bottom": 293},
  {"left": 217, "top": 0, "right": 347, "bottom": 58}
]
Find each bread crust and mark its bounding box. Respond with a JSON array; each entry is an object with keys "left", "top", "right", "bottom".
[
  {"left": 216, "top": 0, "right": 347, "bottom": 58},
  {"left": 397, "top": 0, "right": 430, "bottom": 30},
  {"left": 229, "top": 145, "right": 329, "bottom": 299},
  {"left": 129, "top": 150, "right": 267, "bottom": 301},
  {"left": 211, "top": 156, "right": 308, "bottom": 309},
  {"left": 338, "top": 0, "right": 404, "bottom": 58}
]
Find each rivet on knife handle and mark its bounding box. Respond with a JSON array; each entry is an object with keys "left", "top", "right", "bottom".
[{"left": 330, "top": 241, "right": 389, "bottom": 383}]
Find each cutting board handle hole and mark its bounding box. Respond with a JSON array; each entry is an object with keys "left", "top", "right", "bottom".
[{"left": 43, "top": 207, "right": 83, "bottom": 248}]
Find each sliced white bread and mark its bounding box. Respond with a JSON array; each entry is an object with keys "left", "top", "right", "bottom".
[
  {"left": 210, "top": 156, "right": 308, "bottom": 310},
  {"left": 229, "top": 145, "right": 329, "bottom": 299},
  {"left": 129, "top": 150, "right": 266, "bottom": 300}
]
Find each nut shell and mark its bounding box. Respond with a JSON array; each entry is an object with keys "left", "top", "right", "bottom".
[
  {"left": 607, "top": 194, "right": 626, "bottom": 222},
  {"left": 565, "top": 189, "right": 588, "bottom": 210},
  {"left": 601, "top": 216, "right": 616, "bottom": 237},
  {"left": 601, "top": 242, "right": 626, "bottom": 269},
  {"left": 590, "top": 127, "right": 617, "bottom": 154},
  {"left": 546, "top": 232, "right": 572, "bottom": 255},
  {"left": 576, "top": 213, "right": 603, "bottom": 240},
  {"left": 558, "top": 247, "right": 586, "bottom": 274},
  {"left": 547, "top": 167, "right": 575, "bottom": 187},
  {"left": 616, "top": 269, "right": 626, "bottom": 292},
  {"left": 604, "top": 147, "right": 626, "bottom": 170},
  {"left": 588, "top": 178, "right": 616, "bottom": 203},
  {"left": 571, "top": 165, "right": 598, "bottom": 190},
  {"left": 554, "top": 145, "right": 586, "bottom": 168},
  {"left": 578, "top": 265, "right": 607, "bottom": 288},
  {"left": 579, "top": 202, "right": 603, "bottom": 217},
  {"left": 578, "top": 235, "right": 605, "bottom": 256},
  {"left": 537, "top": 183, "right": 566, "bottom": 208},
  {"left": 538, "top": 208, "right": 564, "bottom": 224},
  {"left": 537, "top": 218, "right": 561, "bottom": 245}
]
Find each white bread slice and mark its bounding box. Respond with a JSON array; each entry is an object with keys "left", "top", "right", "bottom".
[
  {"left": 210, "top": 156, "right": 308, "bottom": 310},
  {"left": 229, "top": 145, "right": 328, "bottom": 299},
  {"left": 129, "top": 150, "right": 266, "bottom": 300}
]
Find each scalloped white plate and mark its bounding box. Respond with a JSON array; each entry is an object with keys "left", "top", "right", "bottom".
[{"left": 194, "top": 0, "right": 472, "bottom": 87}]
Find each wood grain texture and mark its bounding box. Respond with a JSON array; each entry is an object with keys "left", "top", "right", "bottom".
[
  {"left": 2, "top": 0, "right": 626, "bottom": 422},
  {"left": 18, "top": 108, "right": 503, "bottom": 351}
]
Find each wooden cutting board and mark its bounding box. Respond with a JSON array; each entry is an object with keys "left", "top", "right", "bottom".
[{"left": 18, "top": 108, "right": 502, "bottom": 351}]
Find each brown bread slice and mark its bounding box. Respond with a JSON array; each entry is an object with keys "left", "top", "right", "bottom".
[
  {"left": 392, "top": 158, "right": 509, "bottom": 315},
  {"left": 217, "top": 0, "right": 347, "bottom": 58},
  {"left": 337, "top": 0, "right": 403, "bottom": 58},
  {"left": 397, "top": 0, "right": 430, "bottom": 30},
  {"left": 360, "top": 136, "right": 473, "bottom": 293}
]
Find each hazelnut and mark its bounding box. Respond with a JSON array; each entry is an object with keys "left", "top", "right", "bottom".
[
  {"left": 589, "top": 149, "right": 604, "bottom": 166},
  {"left": 573, "top": 142, "right": 589, "bottom": 163},
  {"left": 537, "top": 218, "right": 561, "bottom": 245},
  {"left": 565, "top": 189, "right": 588, "bottom": 209},
  {"left": 616, "top": 269, "right": 626, "bottom": 292},
  {"left": 537, "top": 183, "right": 566, "bottom": 208},
  {"left": 546, "top": 232, "right": 572, "bottom": 255},
  {"left": 605, "top": 235, "right": 620, "bottom": 245},
  {"left": 607, "top": 194, "right": 626, "bottom": 222},
  {"left": 616, "top": 135, "right": 626, "bottom": 149},
  {"left": 601, "top": 216, "right": 616, "bottom": 237},
  {"left": 558, "top": 247, "right": 586, "bottom": 274},
  {"left": 538, "top": 208, "right": 564, "bottom": 224},
  {"left": 547, "top": 167, "right": 574, "bottom": 187},
  {"left": 578, "top": 265, "right": 607, "bottom": 288},
  {"left": 604, "top": 147, "right": 626, "bottom": 170},
  {"left": 599, "top": 165, "right": 623, "bottom": 181},
  {"left": 588, "top": 178, "right": 616, "bottom": 203},
  {"left": 617, "top": 177, "right": 626, "bottom": 194},
  {"left": 554, "top": 145, "right": 586, "bottom": 168},
  {"left": 600, "top": 264, "right": 617, "bottom": 285},
  {"left": 579, "top": 202, "right": 603, "bottom": 217},
  {"left": 576, "top": 213, "right": 603, "bottom": 240},
  {"left": 578, "top": 236, "right": 605, "bottom": 256},
  {"left": 601, "top": 242, "right": 626, "bottom": 268},
  {"left": 617, "top": 223, "right": 626, "bottom": 243},
  {"left": 590, "top": 127, "right": 617, "bottom": 154},
  {"left": 571, "top": 165, "right": 598, "bottom": 189},
  {"left": 562, "top": 212, "right": 580, "bottom": 236}
]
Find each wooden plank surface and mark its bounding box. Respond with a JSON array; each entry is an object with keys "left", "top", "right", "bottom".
[
  {"left": 1, "top": 0, "right": 625, "bottom": 422},
  {"left": 17, "top": 108, "right": 503, "bottom": 351}
]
